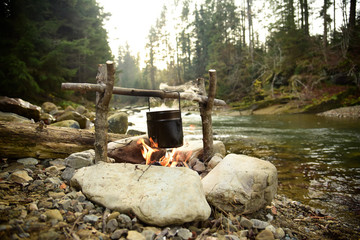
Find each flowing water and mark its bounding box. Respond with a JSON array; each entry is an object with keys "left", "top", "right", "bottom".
[{"left": 129, "top": 109, "right": 360, "bottom": 224}]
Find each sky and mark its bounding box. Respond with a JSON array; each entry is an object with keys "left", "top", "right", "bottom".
[{"left": 97, "top": 0, "right": 168, "bottom": 61}]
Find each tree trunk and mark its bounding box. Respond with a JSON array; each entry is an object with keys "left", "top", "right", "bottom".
[
  {"left": 247, "top": 0, "right": 253, "bottom": 63},
  {"left": 0, "top": 121, "right": 126, "bottom": 160},
  {"left": 95, "top": 61, "right": 115, "bottom": 163},
  {"left": 349, "top": 0, "right": 356, "bottom": 30}
]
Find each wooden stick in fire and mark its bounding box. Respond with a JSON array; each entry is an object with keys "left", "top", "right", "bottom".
[{"left": 94, "top": 61, "right": 115, "bottom": 163}]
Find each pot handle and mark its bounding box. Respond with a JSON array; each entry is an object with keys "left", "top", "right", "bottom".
[{"left": 148, "top": 91, "right": 181, "bottom": 113}]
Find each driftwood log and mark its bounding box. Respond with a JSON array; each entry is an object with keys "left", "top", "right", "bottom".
[{"left": 0, "top": 121, "right": 126, "bottom": 159}]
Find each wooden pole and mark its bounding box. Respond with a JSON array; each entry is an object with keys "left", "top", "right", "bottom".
[
  {"left": 199, "top": 70, "right": 217, "bottom": 162},
  {"left": 61, "top": 83, "right": 226, "bottom": 106},
  {"left": 94, "top": 61, "right": 115, "bottom": 163}
]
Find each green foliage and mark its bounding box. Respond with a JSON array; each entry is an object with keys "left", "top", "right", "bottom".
[{"left": 0, "top": 0, "right": 112, "bottom": 101}]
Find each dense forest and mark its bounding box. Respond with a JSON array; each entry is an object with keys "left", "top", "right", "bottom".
[
  {"left": 1, "top": 0, "right": 359, "bottom": 109},
  {"left": 0, "top": 0, "right": 112, "bottom": 102}
]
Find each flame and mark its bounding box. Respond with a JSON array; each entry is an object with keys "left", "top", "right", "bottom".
[{"left": 137, "top": 138, "right": 192, "bottom": 167}]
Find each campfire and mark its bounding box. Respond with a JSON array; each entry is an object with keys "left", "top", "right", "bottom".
[{"left": 137, "top": 138, "right": 192, "bottom": 167}]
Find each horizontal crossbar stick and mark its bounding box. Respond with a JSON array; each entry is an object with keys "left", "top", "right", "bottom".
[{"left": 61, "top": 83, "right": 227, "bottom": 106}]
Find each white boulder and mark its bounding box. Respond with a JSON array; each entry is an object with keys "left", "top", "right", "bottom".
[{"left": 202, "top": 154, "right": 277, "bottom": 214}]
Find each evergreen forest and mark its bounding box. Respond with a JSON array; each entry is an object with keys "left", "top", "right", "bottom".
[{"left": 1, "top": 0, "right": 359, "bottom": 110}]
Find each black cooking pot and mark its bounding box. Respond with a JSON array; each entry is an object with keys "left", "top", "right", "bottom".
[{"left": 146, "top": 94, "right": 183, "bottom": 148}]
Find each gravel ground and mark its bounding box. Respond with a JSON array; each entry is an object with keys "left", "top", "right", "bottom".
[{"left": 0, "top": 158, "right": 359, "bottom": 240}]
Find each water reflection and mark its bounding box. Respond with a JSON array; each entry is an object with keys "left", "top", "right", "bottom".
[{"left": 182, "top": 113, "right": 360, "bottom": 224}]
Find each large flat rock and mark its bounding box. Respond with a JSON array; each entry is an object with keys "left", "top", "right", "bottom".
[{"left": 71, "top": 162, "right": 211, "bottom": 226}]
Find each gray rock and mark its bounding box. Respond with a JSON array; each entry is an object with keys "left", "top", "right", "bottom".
[
  {"left": 65, "top": 149, "right": 95, "bottom": 169},
  {"left": 0, "top": 111, "right": 32, "bottom": 123},
  {"left": 224, "top": 235, "right": 240, "bottom": 240},
  {"left": 202, "top": 154, "right": 278, "bottom": 214},
  {"left": 0, "top": 96, "right": 41, "bottom": 121},
  {"left": 44, "top": 209, "right": 63, "bottom": 221},
  {"left": 44, "top": 177, "right": 62, "bottom": 187},
  {"left": 41, "top": 102, "right": 58, "bottom": 114},
  {"left": 208, "top": 154, "right": 223, "bottom": 169},
  {"left": 106, "top": 218, "right": 118, "bottom": 233},
  {"left": 111, "top": 229, "right": 128, "bottom": 239},
  {"left": 265, "top": 225, "right": 276, "bottom": 234},
  {"left": 9, "top": 170, "right": 33, "bottom": 185},
  {"left": 141, "top": 229, "right": 157, "bottom": 240},
  {"left": 118, "top": 214, "right": 132, "bottom": 229},
  {"left": 274, "top": 228, "right": 285, "bottom": 239},
  {"left": 51, "top": 120, "right": 80, "bottom": 129},
  {"left": 127, "top": 230, "right": 145, "bottom": 240},
  {"left": 56, "top": 111, "right": 90, "bottom": 129},
  {"left": 75, "top": 105, "right": 87, "bottom": 114},
  {"left": 255, "top": 229, "right": 274, "bottom": 240},
  {"left": 251, "top": 219, "right": 270, "bottom": 229},
  {"left": 108, "top": 112, "right": 128, "bottom": 134},
  {"left": 71, "top": 162, "right": 211, "bottom": 226},
  {"left": 58, "top": 199, "right": 72, "bottom": 211},
  {"left": 83, "top": 214, "right": 99, "bottom": 224},
  {"left": 240, "top": 217, "right": 253, "bottom": 229},
  {"left": 0, "top": 172, "right": 9, "bottom": 180},
  {"left": 48, "top": 191, "right": 65, "bottom": 199},
  {"left": 61, "top": 167, "right": 75, "bottom": 181},
  {"left": 28, "top": 179, "right": 44, "bottom": 191},
  {"left": 177, "top": 228, "right": 192, "bottom": 240},
  {"left": 40, "top": 112, "right": 55, "bottom": 124},
  {"left": 192, "top": 161, "right": 206, "bottom": 172},
  {"left": 39, "top": 230, "right": 61, "bottom": 240}
]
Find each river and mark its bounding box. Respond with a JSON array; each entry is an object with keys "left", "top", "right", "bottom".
[{"left": 128, "top": 109, "right": 360, "bottom": 224}]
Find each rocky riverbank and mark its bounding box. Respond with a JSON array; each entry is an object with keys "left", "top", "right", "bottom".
[
  {"left": 316, "top": 105, "right": 360, "bottom": 118},
  {"left": 1, "top": 157, "right": 359, "bottom": 240}
]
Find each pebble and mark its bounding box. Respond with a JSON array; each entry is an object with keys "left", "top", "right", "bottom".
[
  {"left": 9, "top": 170, "right": 33, "bottom": 184},
  {"left": 255, "top": 229, "right": 274, "bottom": 240},
  {"left": 17, "top": 158, "right": 39, "bottom": 166},
  {"left": 240, "top": 217, "right": 253, "bottom": 229},
  {"left": 44, "top": 209, "right": 63, "bottom": 221},
  {"left": 61, "top": 167, "right": 75, "bottom": 181},
  {"left": 118, "top": 214, "right": 132, "bottom": 229},
  {"left": 177, "top": 228, "right": 192, "bottom": 239},
  {"left": 127, "top": 230, "right": 146, "bottom": 240},
  {"left": 111, "top": 229, "right": 128, "bottom": 239},
  {"left": 83, "top": 214, "right": 98, "bottom": 224},
  {"left": 251, "top": 219, "right": 270, "bottom": 229},
  {"left": 108, "top": 211, "right": 120, "bottom": 221},
  {"left": 106, "top": 218, "right": 118, "bottom": 233},
  {"left": 274, "top": 227, "right": 285, "bottom": 239}
]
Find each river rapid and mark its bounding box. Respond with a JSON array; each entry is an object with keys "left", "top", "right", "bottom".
[{"left": 128, "top": 109, "right": 360, "bottom": 225}]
